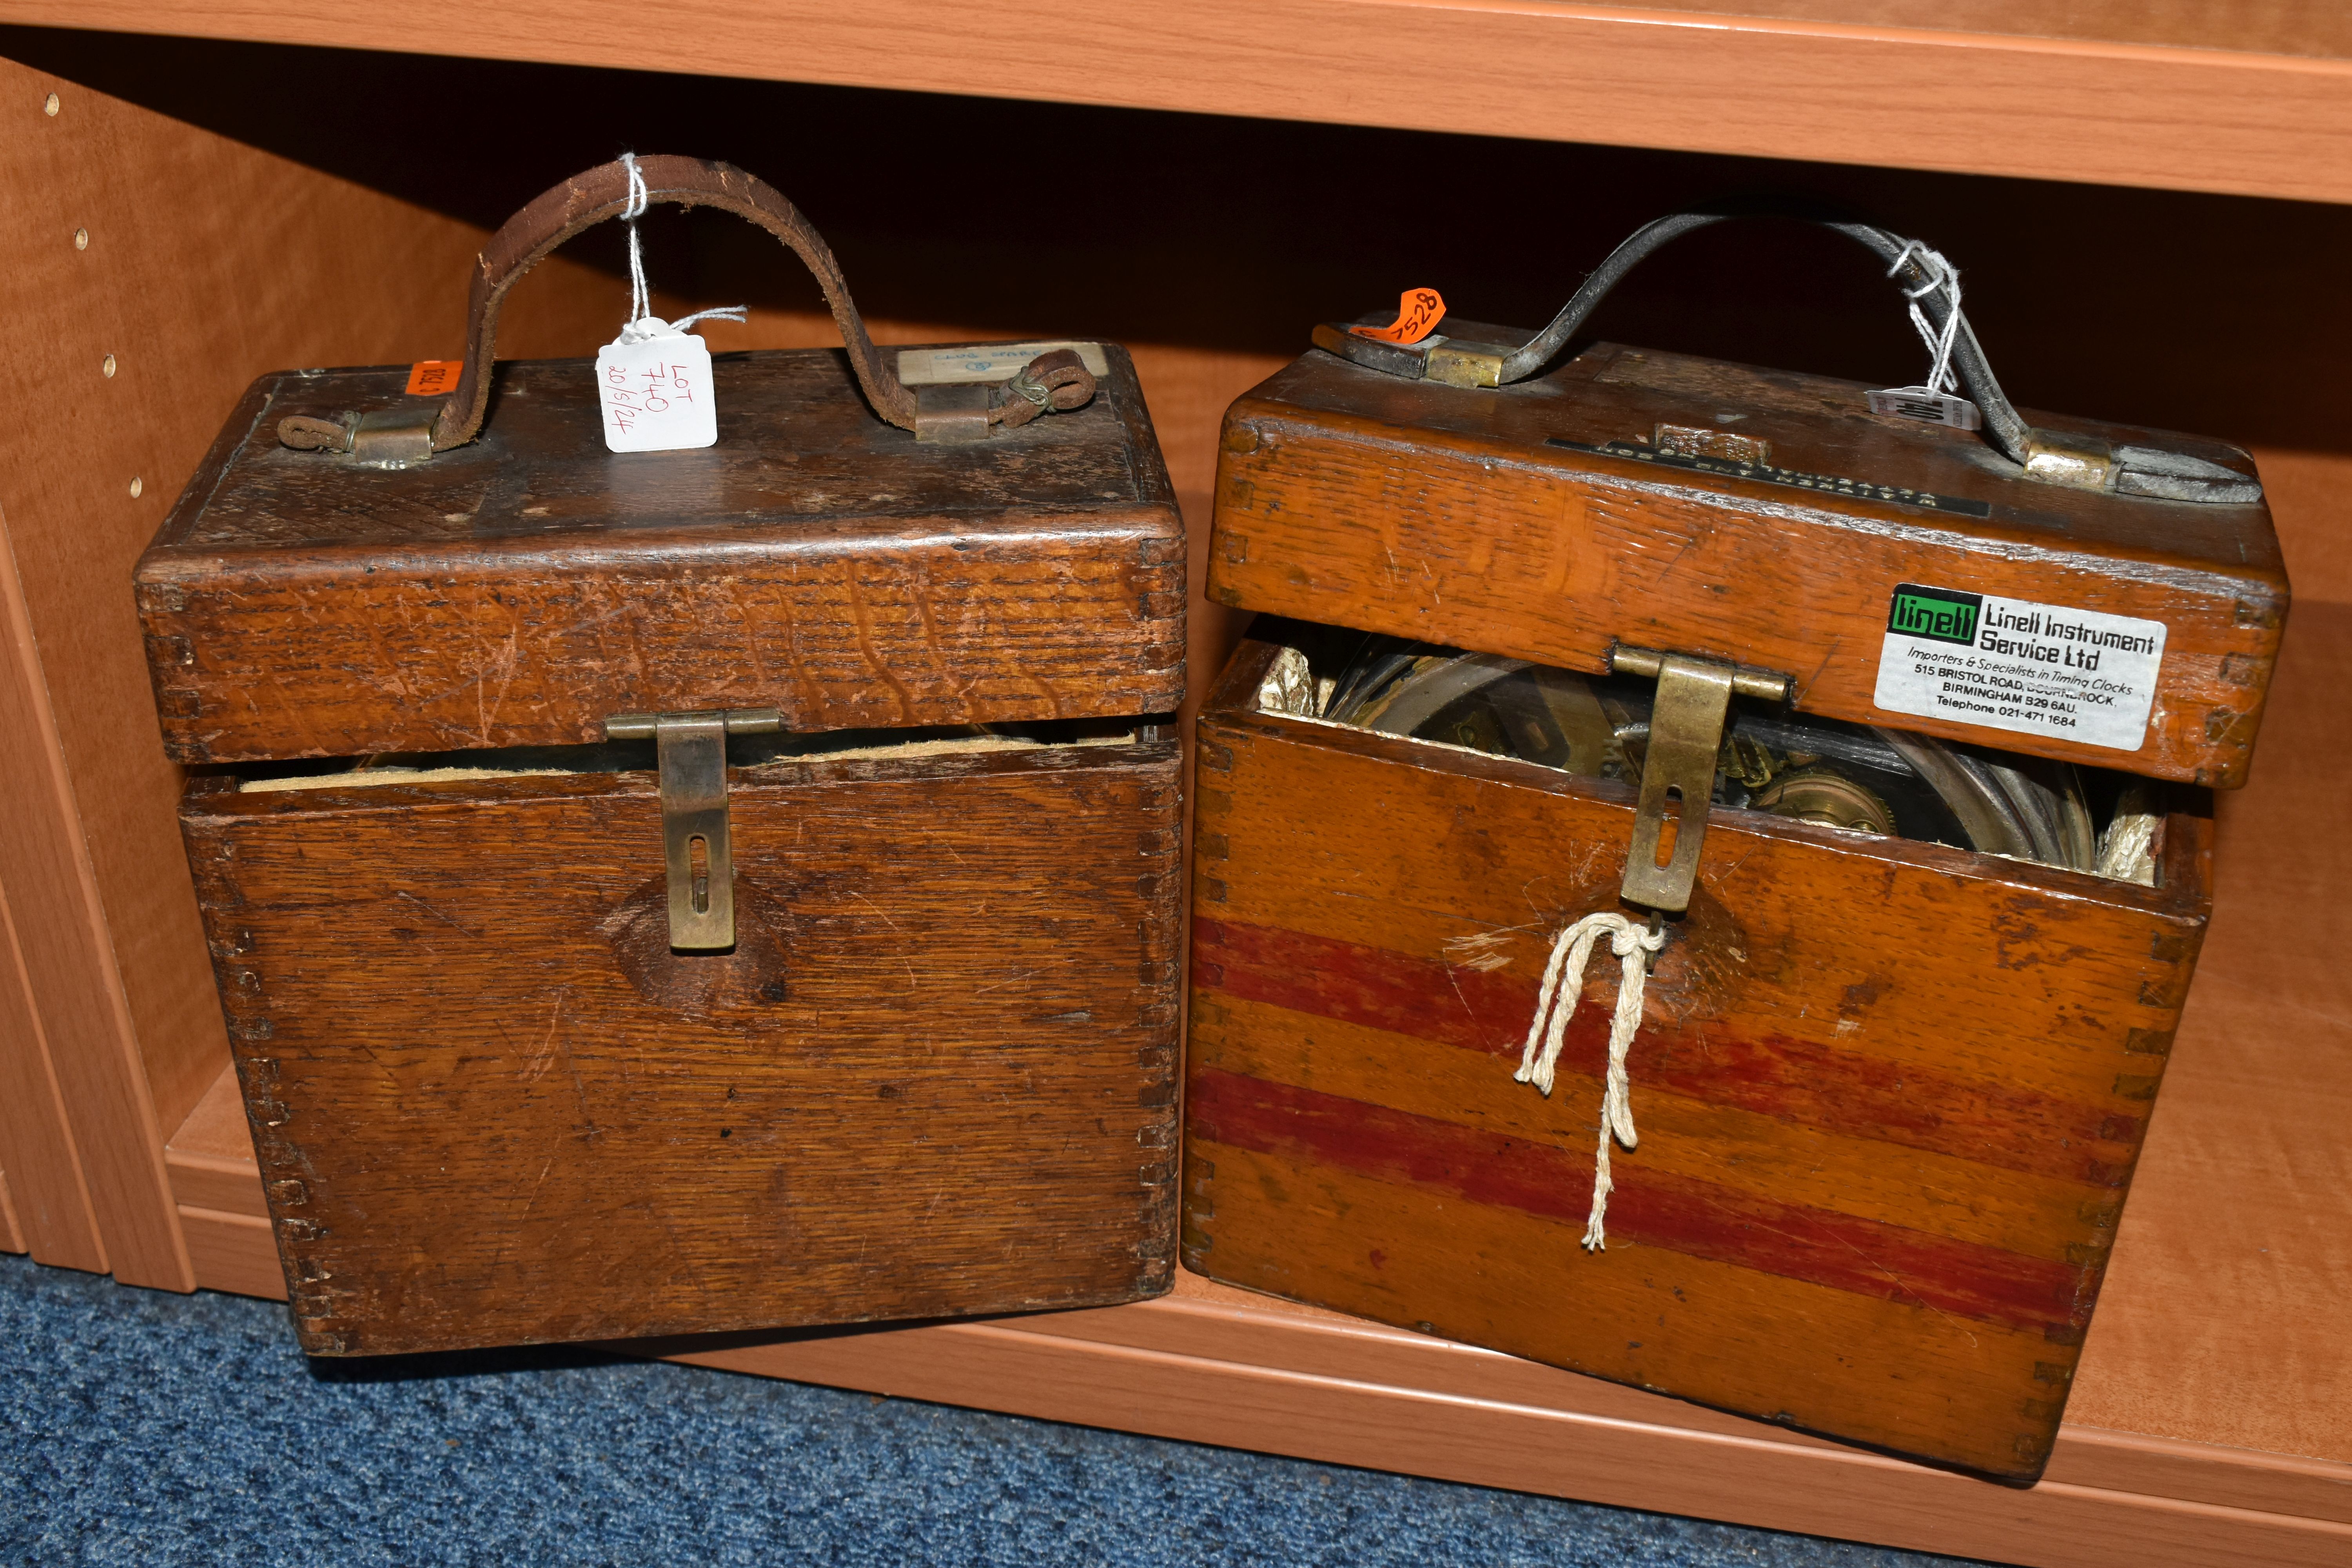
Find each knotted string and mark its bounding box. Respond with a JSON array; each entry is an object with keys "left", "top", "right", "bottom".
[
  {"left": 614, "top": 151, "right": 748, "bottom": 345},
  {"left": 621, "top": 151, "right": 653, "bottom": 325},
  {"left": 1886, "top": 238, "right": 1964, "bottom": 397},
  {"left": 1513, "top": 912, "right": 1668, "bottom": 1251}
]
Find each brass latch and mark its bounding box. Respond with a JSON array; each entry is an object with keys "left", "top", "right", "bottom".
[
  {"left": 1609, "top": 647, "right": 1791, "bottom": 914},
  {"left": 603, "top": 708, "right": 782, "bottom": 950}
]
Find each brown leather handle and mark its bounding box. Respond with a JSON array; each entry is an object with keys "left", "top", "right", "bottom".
[
  {"left": 275, "top": 154, "right": 1098, "bottom": 457},
  {"left": 432, "top": 154, "right": 915, "bottom": 450}
]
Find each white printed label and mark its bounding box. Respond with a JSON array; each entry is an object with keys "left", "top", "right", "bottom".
[
  {"left": 1872, "top": 584, "right": 2165, "bottom": 751},
  {"left": 895, "top": 340, "right": 1110, "bottom": 385},
  {"left": 596, "top": 320, "right": 717, "bottom": 452}
]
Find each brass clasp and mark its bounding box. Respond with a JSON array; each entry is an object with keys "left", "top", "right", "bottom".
[
  {"left": 1609, "top": 646, "right": 1791, "bottom": 914},
  {"left": 603, "top": 708, "right": 782, "bottom": 950}
]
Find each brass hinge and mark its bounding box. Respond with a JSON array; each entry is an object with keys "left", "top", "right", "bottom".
[
  {"left": 603, "top": 708, "right": 782, "bottom": 950},
  {"left": 1610, "top": 646, "right": 1791, "bottom": 914},
  {"left": 912, "top": 382, "right": 992, "bottom": 444},
  {"left": 348, "top": 407, "right": 437, "bottom": 466},
  {"left": 1421, "top": 340, "right": 1508, "bottom": 389}
]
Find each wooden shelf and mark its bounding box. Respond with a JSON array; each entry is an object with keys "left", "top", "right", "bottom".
[
  {"left": 5, "top": 2, "right": 2351, "bottom": 203},
  {"left": 8, "top": 20, "right": 2352, "bottom": 1567},
  {"left": 165, "top": 1036, "right": 2352, "bottom": 1566}
]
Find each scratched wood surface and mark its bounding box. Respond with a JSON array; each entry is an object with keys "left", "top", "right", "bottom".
[
  {"left": 136, "top": 344, "right": 1183, "bottom": 763},
  {"left": 182, "top": 736, "right": 1182, "bottom": 1356},
  {"left": 1184, "top": 634, "right": 2211, "bottom": 1480},
  {"left": 1208, "top": 341, "right": 2285, "bottom": 788}
]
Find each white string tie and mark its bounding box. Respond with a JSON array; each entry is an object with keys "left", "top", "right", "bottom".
[
  {"left": 613, "top": 152, "right": 747, "bottom": 345},
  {"left": 620, "top": 151, "right": 653, "bottom": 325},
  {"left": 1886, "top": 238, "right": 1964, "bottom": 396},
  {"left": 1513, "top": 912, "right": 1668, "bottom": 1251}
]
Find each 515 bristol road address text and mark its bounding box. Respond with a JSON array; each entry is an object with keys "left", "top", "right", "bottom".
[{"left": 1871, "top": 583, "right": 2165, "bottom": 751}]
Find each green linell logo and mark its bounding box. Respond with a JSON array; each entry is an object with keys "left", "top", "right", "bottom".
[{"left": 1888, "top": 584, "right": 1982, "bottom": 645}]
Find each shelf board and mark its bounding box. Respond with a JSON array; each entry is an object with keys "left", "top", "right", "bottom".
[
  {"left": 7, "top": 2, "right": 2352, "bottom": 203},
  {"left": 164, "top": 711, "right": 2352, "bottom": 1566},
  {"left": 27, "top": 22, "right": 2343, "bottom": 1559},
  {"left": 163, "top": 1063, "right": 266, "bottom": 1220},
  {"left": 0, "top": 1167, "right": 22, "bottom": 1253},
  {"left": 151, "top": 453, "right": 2352, "bottom": 1566},
  {"left": 172, "top": 1176, "right": 2352, "bottom": 1566},
  {"left": 175, "top": 1069, "right": 2352, "bottom": 1566}
]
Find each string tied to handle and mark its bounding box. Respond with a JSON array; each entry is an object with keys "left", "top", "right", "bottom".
[
  {"left": 621, "top": 305, "right": 748, "bottom": 345},
  {"left": 1886, "top": 237, "right": 1965, "bottom": 397},
  {"left": 614, "top": 151, "right": 747, "bottom": 343},
  {"left": 1514, "top": 911, "right": 1668, "bottom": 1251},
  {"left": 620, "top": 151, "right": 653, "bottom": 325}
]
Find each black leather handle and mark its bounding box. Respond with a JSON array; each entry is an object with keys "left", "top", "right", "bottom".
[
  {"left": 1491, "top": 213, "right": 2027, "bottom": 453},
  {"left": 1316, "top": 210, "right": 2260, "bottom": 505}
]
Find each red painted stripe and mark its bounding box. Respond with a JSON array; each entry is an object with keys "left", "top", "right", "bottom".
[
  {"left": 1189, "top": 1065, "right": 2089, "bottom": 1332},
  {"left": 1193, "top": 916, "right": 2134, "bottom": 1188}
]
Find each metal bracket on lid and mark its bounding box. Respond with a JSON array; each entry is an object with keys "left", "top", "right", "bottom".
[
  {"left": 1421, "top": 340, "right": 1510, "bottom": 389},
  {"left": 347, "top": 406, "right": 437, "bottom": 467},
  {"left": 603, "top": 708, "right": 782, "bottom": 950},
  {"left": 276, "top": 406, "right": 438, "bottom": 466},
  {"left": 913, "top": 382, "right": 993, "bottom": 445},
  {"left": 1610, "top": 647, "right": 1792, "bottom": 914}
]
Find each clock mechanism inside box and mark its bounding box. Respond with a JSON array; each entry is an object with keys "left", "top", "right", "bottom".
[{"left": 1181, "top": 210, "right": 2284, "bottom": 1482}]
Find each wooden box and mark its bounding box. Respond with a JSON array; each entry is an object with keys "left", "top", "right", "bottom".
[
  {"left": 133, "top": 159, "right": 1185, "bottom": 1358},
  {"left": 182, "top": 728, "right": 1180, "bottom": 1357},
  {"left": 1183, "top": 325, "right": 2284, "bottom": 1480}
]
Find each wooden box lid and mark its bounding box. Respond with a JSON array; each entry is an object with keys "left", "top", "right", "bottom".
[
  {"left": 136, "top": 343, "right": 1183, "bottom": 764},
  {"left": 1206, "top": 334, "right": 2286, "bottom": 787}
]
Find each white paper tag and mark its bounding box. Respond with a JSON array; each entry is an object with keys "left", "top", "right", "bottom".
[
  {"left": 596, "top": 319, "right": 717, "bottom": 452},
  {"left": 1873, "top": 584, "right": 2165, "bottom": 751},
  {"left": 895, "top": 340, "right": 1110, "bottom": 385},
  {"left": 1866, "top": 385, "right": 1983, "bottom": 430}
]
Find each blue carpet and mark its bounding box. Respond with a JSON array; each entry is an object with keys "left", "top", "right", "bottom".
[{"left": 0, "top": 1252, "right": 2005, "bottom": 1567}]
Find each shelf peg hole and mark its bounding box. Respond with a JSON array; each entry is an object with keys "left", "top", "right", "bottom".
[
  {"left": 43, "top": 93, "right": 59, "bottom": 116},
  {"left": 73, "top": 227, "right": 87, "bottom": 251},
  {"left": 129, "top": 476, "right": 143, "bottom": 499},
  {"left": 101, "top": 353, "right": 116, "bottom": 378}
]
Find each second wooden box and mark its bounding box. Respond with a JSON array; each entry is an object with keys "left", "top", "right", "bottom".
[{"left": 1181, "top": 220, "right": 2284, "bottom": 1480}]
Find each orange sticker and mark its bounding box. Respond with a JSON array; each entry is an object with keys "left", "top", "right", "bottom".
[
  {"left": 405, "top": 360, "right": 460, "bottom": 396},
  {"left": 1350, "top": 288, "right": 1446, "bottom": 346}
]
